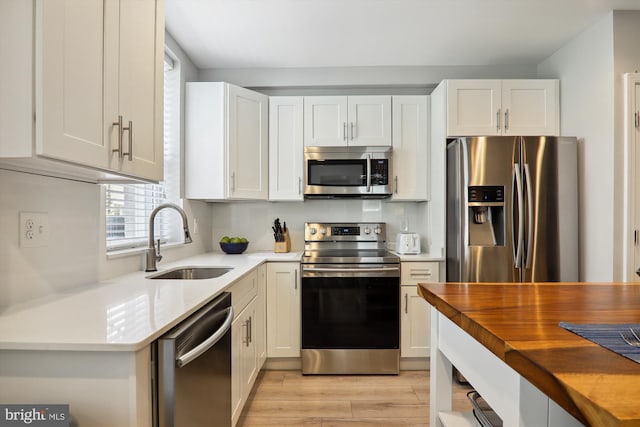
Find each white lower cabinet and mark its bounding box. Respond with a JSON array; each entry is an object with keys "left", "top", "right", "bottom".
[
  {"left": 256, "top": 264, "right": 267, "bottom": 367},
  {"left": 230, "top": 270, "right": 260, "bottom": 427},
  {"left": 266, "top": 262, "right": 301, "bottom": 358},
  {"left": 400, "top": 262, "right": 440, "bottom": 358}
]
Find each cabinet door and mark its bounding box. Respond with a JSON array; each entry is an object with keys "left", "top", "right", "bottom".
[
  {"left": 37, "top": 0, "right": 109, "bottom": 168},
  {"left": 401, "top": 285, "right": 431, "bottom": 358},
  {"left": 303, "top": 96, "right": 348, "bottom": 146},
  {"left": 231, "top": 312, "right": 244, "bottom": 424},
  {"left": 256, "top": 264, "right": 267, "bottom": 368},
  {"left": 501, "top": 80, "right": 559, "bottom": 136},
  {"left": 231, "top": 299, "right": 258, "bottom": 427},
  {"left": 269, "top": 97, "right": 304, "bottom": 201},
  {"left": 228, "top": 84, "right": 269, "bottom": 199},
  {"left": 446, "top": 80, "right": 501, "bottom": 137},
  {"left": 348, "top": 96, "right": 392, "bottom": 146},
  {"left": 113, "top": 0, "right": 164, "bottom": 181},
  {"left": 392, "top": 96, "right": 429, "bottom": 201},
  {"left": 266, "top": 263, "right": 300, "bottom": 358}
]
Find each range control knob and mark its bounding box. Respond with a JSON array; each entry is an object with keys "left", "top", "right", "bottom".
[
  {"left": 364, "top": 227, "right": 371, "bottom": 235},
  {"left": 309, "top": 228, "right": 317, "bottom": 235},
  {"left": 374, "top": 226, "right": 382, "bottom": 235},
  {"left": 320, "top": 227, "right": 327, "bottom": 235}
]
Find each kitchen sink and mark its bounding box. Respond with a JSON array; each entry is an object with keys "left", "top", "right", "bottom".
[{"left": 146, "top": 266, "right": 233, "bottom": 280}]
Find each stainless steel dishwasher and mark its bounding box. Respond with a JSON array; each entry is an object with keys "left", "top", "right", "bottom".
[{"left": 154, "top": 292, "right": 233, "bottom": 427}]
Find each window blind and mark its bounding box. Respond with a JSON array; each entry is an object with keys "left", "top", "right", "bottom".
[{"left": 105, "top": 52, "right": 181, "bottom": 251}]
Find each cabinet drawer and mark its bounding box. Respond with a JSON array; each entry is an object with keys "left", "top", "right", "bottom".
[
  {"left": 230, "top": 269, "right": 258, "bottom": 314},
  {"left": 401, "top": 262, "right": 440, "bottom": 285}
]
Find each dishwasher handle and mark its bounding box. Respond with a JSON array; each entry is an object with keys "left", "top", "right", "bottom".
[{"left": 176, "top": 306, "right": 234, "bottom": 368}]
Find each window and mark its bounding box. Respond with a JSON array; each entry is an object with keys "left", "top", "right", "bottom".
[{"left": 105, "top": 52, "right": 181, "bottom": 251}]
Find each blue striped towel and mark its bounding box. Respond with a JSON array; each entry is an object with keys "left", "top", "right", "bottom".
[{"left": 559, "top": 322, "right": 640, "bottom": 364}]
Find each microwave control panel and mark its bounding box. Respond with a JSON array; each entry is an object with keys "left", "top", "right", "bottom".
[{"left": 370, "top": 159, "right": 389, "bottom": 185}]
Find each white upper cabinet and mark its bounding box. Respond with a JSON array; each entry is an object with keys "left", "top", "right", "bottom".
[
  {"left": 445, "top": 79, "right": 559, "bottom": 136},
  {"left": 0, "top": 0, "right": 164, "bottom": 182},
  {"left": 391, "top": 96, "right": 429, "bottom": 201},
  {"left": 304, "top": 96, "right": 391, "bottom": 147},
  {"left": 185, "top": 82, "right": 269, "bottom": 201},
  {"left": 269, "top": 97, "right": 304, "bottom": 201}
]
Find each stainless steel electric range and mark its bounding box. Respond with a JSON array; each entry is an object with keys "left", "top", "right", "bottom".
[{"left": 301, "top": 222, "right": 400, "bottom": 375}]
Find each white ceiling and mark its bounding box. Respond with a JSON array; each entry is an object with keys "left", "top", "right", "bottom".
[{"left": 165, "top": 0, "right": 640, "bottom": 70}]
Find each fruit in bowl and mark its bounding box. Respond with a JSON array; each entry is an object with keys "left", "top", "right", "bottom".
[{"left": 219, "top": 236, "right": 249, "bottom": 254}]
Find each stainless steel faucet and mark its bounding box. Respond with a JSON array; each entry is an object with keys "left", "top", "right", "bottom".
[{"left": 145, "top": 203, "right": 193, "bottom": 272}]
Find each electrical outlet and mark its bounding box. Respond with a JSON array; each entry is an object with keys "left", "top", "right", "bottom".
[{"left": 20, "top": 212, "right": 49, "bottom": 248}]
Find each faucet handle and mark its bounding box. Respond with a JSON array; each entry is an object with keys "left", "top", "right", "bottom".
[{"left": 155, "top": 239, "right": 163, "bottom": 262}]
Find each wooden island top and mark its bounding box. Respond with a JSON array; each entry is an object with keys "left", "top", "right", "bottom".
[{"left": 418, "top": 282, "right": 640, "bottom": 426}]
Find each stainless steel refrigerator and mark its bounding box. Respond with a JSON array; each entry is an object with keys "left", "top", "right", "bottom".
[{"left": 446, "top": 136, "right": 579, "bottom": 282}]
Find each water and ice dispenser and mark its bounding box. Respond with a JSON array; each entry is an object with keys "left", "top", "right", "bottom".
[{"left": 468, "top": 186, "right": 505, "bottom": 246}]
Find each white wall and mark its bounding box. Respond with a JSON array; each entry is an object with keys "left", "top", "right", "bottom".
[
  {"left": 538, "top": 13, "right": 615, "bottom": 281},
  {"left": 538, "top": 11, "right": 640, "bottom": 281},
  {"left": 209, "top": 200, "right": 429, "bottom": 254},
  {"left": 199, "top": 65, "right": 539, "bottom": 88},
  {"left": 0, "top": 32, "right": 211, "bottom": 308}
]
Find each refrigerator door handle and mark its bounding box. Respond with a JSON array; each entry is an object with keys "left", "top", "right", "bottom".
[
  {"left": 512, "top": 164, "right": 524, "bottom": 268},
  {"left": 523, "top": 163, "right": 534, "bottom": 269}
]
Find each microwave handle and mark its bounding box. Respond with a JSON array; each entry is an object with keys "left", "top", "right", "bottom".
[{"left": 366, "top": 154, "right": 372, "bottom": 193}]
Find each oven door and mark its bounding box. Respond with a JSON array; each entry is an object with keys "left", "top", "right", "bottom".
[{"left": 301, "top": 264, "right": 400, "bottom": 350}]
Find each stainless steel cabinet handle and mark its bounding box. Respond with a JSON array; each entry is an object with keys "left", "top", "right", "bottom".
[
  {"left": 123, "top": 120, "right": 133, "bottom": 161},
  {"left": 112, "top": 115, "right": 124, "bottom": 159},
  {"left": 504, "top": 109, "right": 509, "bottom": 132},
  {"left": 231, "top": 172, "right": 236, "bottom": 193},
  {"left": 496, "top": 109, "right": 501, "bottom": 132},
  {"left": 343, "top": 122, "right": 347, "bottom": 141},
  {"left": 294, "top": 269, "right": 298, "bottom": 290},
  {"left": 298, "top": 177, "right": 302, "bottom": 195},
  {"left": 176, "top": 307, "right": 234, "bottom": 368},
  {"left": 404, "top": 293, "right": 408, "bottom": 314},
  {"left": 248, "top": 316, "right": 252, "bottom": 345},
  {"left": 350, "top": 122, "right": 355, "bottom": 141},
  {"left": 394, "top": 176, "right": 398, "bottom": 194}
]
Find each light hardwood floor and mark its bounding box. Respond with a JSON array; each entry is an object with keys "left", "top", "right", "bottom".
[{"left": 237, "top": 370, "right": 474, "bottom": 426}]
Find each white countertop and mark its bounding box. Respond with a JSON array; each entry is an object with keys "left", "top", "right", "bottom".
[{"left": 0, "top": 251, "right": 301, "bottom": 353}]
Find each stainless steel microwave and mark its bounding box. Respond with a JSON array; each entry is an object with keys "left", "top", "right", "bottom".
[{"left": 304, "top": 147, "right": 392, "bottom": 198}]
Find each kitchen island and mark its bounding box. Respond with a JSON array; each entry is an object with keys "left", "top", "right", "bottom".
[{"left": 419, "top": 282, "right": 640, "bottom": 427}]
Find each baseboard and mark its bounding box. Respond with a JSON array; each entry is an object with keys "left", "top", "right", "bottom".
[{"left": 263, "top": 357, "right": 429, "bottom": 371}]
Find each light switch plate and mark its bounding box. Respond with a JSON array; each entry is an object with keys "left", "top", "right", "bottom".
[{"left": 20, "top": 212, "right": 49, "bottom": 248}]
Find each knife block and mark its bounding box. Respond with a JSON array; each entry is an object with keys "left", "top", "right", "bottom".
[{"left": 274, "top": 230, "right": 291, "bottom": 253}]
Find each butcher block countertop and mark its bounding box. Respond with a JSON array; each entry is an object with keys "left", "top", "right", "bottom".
[{"left": 418, "top": 282, "right": 640, "bottom": 426}]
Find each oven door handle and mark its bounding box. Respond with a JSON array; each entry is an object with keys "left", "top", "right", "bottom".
[
  {"left": 303, "top": 267, "right": 399, "bottom": 273},
  {"left": 176, "top": 306, "right": 234, "bottom": 368}
]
